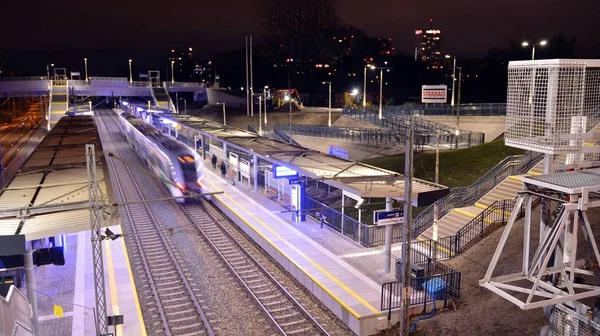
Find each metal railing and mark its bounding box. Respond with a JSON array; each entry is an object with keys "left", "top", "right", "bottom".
[
  {"left": 274, "top": 124, "right": 472, "bottom": 150},
  {"left": 413, "top": 151, "right": 543, "bottom": 237},
  {"left": 413, "top": 198, "right": 530, "bottom": 262},
  {"left": 550, "top": 303, "right": 600, "bottom": 336},
  {"left": 364, "top": 103, "right": 506, "bottom": 117},
  {"left": 0, "top": 76, "right": 48, "bottom": 81},
  {"left": 342, "top": 108, "right": 485, "bottom": 148},
  {"left": 89, "top": 76, "right": 128, "bottom": 82},
  {"left": 168, "top": 82, "right": 206, "bottom": 88},
  {"left": 304, "top": 196, "right": 365, "bottom": 244},
  {"left": 381, "top": 251, "right": 461, "bottom": 311}
]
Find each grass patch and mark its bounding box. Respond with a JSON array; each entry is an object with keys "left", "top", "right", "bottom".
[{"left": 363, "top": 138, "right": 524, "bottom": 188}]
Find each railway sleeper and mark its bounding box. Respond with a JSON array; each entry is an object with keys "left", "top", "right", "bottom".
[
  {"left": 165, "top": 307, "right": 197, "bottom": 316},
  {"left": 257, "top": 294, "right": 281, "bottom": 301},
  {"left": 271, "top": 311, "right": 301, "bottom": 320},
  {"left": 169, "top": 323, "right": 205, "bottom": 334},
  {"left": 163, "top": 301, "right": 195, "bottom": 310},
  {"left": 284, "top": 326, "right": 314, "bottom": 335},
  {"left": 261, "top": 300, "right": 287, "bottom": 307},
  {"left": 278, "top": 319, "right": 307, "bottom": 328}
]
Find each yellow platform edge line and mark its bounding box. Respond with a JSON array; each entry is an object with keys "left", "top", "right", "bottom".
[
  {"left": 120, "top": 231, "right": 148, "bottom": 336},
  {"left": 104, "top": 240, "right": 123, "bottom": 336},
  {"left": 508, "top": 175, "right": 523, "bottom": 182},
  {"left": 204, "top": 179, "right": 379, "bottom": 316}
]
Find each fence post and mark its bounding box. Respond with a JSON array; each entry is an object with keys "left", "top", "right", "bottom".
[
  {"left": 480, "top": 216, "right": 484, "bottom": 237},
  {"left": 502, "top": 201, "right": 506, "bottom": 223}
]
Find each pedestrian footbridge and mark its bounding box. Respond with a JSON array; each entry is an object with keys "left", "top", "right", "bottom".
[{"left": 0, "top": 77, "right": 205, "bottom": 130}]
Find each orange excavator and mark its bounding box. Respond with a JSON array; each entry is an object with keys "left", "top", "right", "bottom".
[{"left": 273, "top": 88, "right": 304, "bottom": 111}]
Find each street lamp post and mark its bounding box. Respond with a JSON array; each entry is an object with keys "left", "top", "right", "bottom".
[
  {"left": 46, "top": 63, "right": 54, "bottom": 80},
  {"left": 379, "top": 68, "right": 383, "bottom": 119},
  {"left": 445, "top": 55, "right": 457, "bottom": 110},
  {"left": 522, "top": 40, "right": 548, "bottom": 60},
  {"left": 128, "top": 59, "right": 133, "bottom": 83},
  {"left": 258, "top": 94, "right": 262, "bottom": 135},
  {"left": 363, "top": 64, "right": 375, "bottom": 110},
  {"left": 171, "top": 60, "right": 175, "bottom": 83},
  {"left": 84, "top": 58, "right": 89, "bottom": 83},
  {"left": 285, "top": 95, "right": 292, "bottom": 143},
  {"left": 218, "top": 102, "right": 226, "bottom": 125},
  {"left": 264, "top": 86, "right": 269, "bottom": 125},
  {"left": 370, "top": 65, "right": 390, "bottom": 120},
  {"left": 323, "top": 82, "right": 332, "bottom": 127},
  {"left": 457, "top": 66, "right": 462, "bottom": 132}
]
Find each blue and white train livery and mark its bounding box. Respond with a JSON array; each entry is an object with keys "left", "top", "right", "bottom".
[{"left": 117, "top": 112, "right": 208, "bottom": 202}]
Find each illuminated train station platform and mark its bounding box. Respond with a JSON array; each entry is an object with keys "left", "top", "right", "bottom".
[
  {"left": 0, "top": 116, "right": 145, "bottom": 336},
  {"left": 121, "top": 107, "right": 450, "bottom": 335}
]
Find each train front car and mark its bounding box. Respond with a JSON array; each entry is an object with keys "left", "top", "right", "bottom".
[
  {"left": 117, "top": 113, "right": 207, "bottom": 203},
  {"left": 169, "top": 147, "right": 209, "bottom": 201}
]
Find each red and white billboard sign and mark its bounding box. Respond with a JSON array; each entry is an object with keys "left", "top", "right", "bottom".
[{"left": 421, "top": 85, "right": 447, "bottom": 103}]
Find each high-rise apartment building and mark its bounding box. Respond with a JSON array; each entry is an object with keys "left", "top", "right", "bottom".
[{"left": 415, "top": 19, "right": 442, "bottom": 70}]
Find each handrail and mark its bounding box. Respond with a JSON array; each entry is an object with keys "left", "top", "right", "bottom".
[
  {"left": 89, "top": 76, "right": 128, "bottom": 82},
  {"left": 168, "top": 82, "right": 206, "bottom": 88},
  {"left": 413, "top": 151, "right": 543, "bottom": 237},
  {"left": 0, "top": 76, "right": 48, "bottom": 81},
  {"left": 412, "top": 198, "right": 526, "bottom": 261}
]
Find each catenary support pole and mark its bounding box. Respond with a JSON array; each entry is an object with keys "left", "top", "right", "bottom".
[
  {"left": 384, "top": 197, "right": 393, "bottom": 273},
  {"left": 250, "top": 35, "right": 254, "bottom": 117},
  {"left": 86, "top": 144, "right": 108, "bottom": 336},
  {"left": 399, "top": 127, "right": 414, "bottom": 336},
  {"left": 253, "top": 154, "right": 258, "bottom": 192},
  {"left": 245, "top": 36, "right": 249, "bottom": 116},
  {"left": 24, "top": 242, "right": 40, "bottom": 336}
]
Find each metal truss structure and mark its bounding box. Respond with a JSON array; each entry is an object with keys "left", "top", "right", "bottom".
[{"left": 480, "top": 169, "right": 600, "bottom": 310}]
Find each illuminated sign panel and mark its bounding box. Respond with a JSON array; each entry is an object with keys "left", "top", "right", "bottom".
[
  {"left": 272, "top": 164, "right": 298, "bottom": 178},
  {"left": 421, "top": 85, "right": 447, "bottom": 103},
  {"left": 426, "top": 29, "right": 441, "bottom": 34}
]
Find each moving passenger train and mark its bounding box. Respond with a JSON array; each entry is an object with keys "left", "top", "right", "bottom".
[{"left": 117, "top": 111, "right": 209, "bottom": 202}]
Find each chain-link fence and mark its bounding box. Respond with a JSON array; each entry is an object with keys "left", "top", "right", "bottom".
[{"left": 549, "top": 304, "right": 600, "bottom": 336}]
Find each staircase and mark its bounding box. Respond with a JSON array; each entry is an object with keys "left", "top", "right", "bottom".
[
  {"left": 0, "top": 286, "right": 34, "bottom": 336},
  {"left": 418, "top": 161, "right": 543, "bottom": 240},
  {"left": 48, "top": 80, "right": 69, "bottom": 130},
  {"left": 151, "top": 84, "right": 176, "bottom": 113}
]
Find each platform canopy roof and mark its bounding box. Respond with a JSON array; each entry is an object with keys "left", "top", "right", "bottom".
[
  {"left": 0, "top": 116, "right": 114, "bottom": 241},
  {"left": 161, "top": 114, "right": 448, "bottom": 206}
]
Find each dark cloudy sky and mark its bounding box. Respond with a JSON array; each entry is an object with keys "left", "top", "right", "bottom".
[{"left": 1, "top": 0, "right": 598, "bottom": 75}]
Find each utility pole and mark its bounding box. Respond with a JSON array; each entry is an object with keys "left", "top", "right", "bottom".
[
  {"left": 245, "top": 36, "right": 249, "bottom": 116},
  {"left": 258, "top": 94, "right": 263, "bottom": 135},
  {"left": 250, "top": 35, "right": 254, "bottom": 117},
  {"left": 379, "top": 68, "right": 383, "bottom": 120},
  {"left": 432, "top": 131, "right": 439, "bottom": 260},
  {"left": 457, "top": 67, "right": 462, "bottom": 133},
  {"left": 399, "top": 127, "right": 413, "bottom": 336},
  {"left": 86, "top": 144, "right": 108, "bottom": 336}
]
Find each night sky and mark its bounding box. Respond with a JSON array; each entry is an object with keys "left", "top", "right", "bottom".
[{"left": 1, "top": 0, "right": 599, "bottom": 75}]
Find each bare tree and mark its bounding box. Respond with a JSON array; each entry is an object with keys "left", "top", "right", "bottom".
[{"left": 256, "top": 0, "right": 338, "bottom": 70}]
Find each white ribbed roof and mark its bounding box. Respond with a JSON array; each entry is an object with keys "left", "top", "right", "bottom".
[{"left": 0, "top": 116, "right": 112, "bottom": 240}]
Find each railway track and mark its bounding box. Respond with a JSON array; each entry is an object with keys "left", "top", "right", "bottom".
[
  {"left": 99, "top": 111, "right": 215, "bottom": 336},
  {"left": 101, "top": 108, "right": 331, "bottom": 335},
  {"left": 179, "top": 192, "right": 330, "bottom": 335}
]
